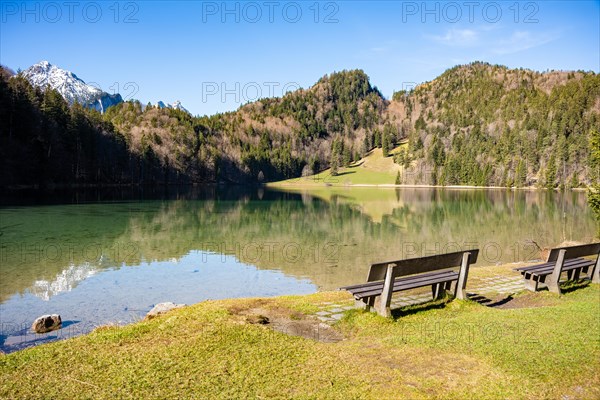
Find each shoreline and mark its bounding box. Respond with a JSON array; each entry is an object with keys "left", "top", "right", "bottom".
[
  {"left": 0, "top": 260, "right": 545, "bottom": 355},
  {"left": 267, "top": 182, "right": 590, "bottom": 191},
  {"left": 2, "top": 181, "right": 591, "bottom": 192},
  {"left": 1, "top": 267, "right": 598, "bottom": 398}
]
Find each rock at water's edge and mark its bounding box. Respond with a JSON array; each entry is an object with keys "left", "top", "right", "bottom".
[
  {"left": 146, "top": 302, "right": 186, "bottom": 319},
  {"left": 31, "top": 314, "right": 62, "bottom": 334}
]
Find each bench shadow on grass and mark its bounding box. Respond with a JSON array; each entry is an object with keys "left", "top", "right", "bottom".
[
  {"left": 467, "top": 279, "right": 592, "bottom": 309},
  {"left": 558, "top": 279, "right": 591, "bottom": 294},
  {"left": 381, "top": 280, "right": 594, "bottom": 319},
  {"left": 390, "top": 298, "right": 451, "bottom": 319},
  {"left": 332, "top": 171, "right": 356, "bottom": 177},
  {"left": 468, "top": 293, "right": 515, "bottom": 308}
]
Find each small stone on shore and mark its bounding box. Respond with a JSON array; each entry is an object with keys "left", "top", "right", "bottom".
[
  {"left": 146, "top": 302, "right": 186, "bottom": 319},
  {"left": 31, "top": 314, "right": 62, "bottom": 334}
]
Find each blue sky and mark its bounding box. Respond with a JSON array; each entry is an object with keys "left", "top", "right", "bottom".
[{"left": 1, "top": 1, "right": 599, "bottom": 116}]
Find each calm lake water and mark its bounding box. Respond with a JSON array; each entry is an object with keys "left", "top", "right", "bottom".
[{"left": 1, "top": 186, "right": 597, "bottom": 352}]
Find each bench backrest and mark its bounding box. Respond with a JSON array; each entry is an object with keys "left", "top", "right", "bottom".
[
  {"left": 366, "top": 249, "right": 480, "bottom": 282},
  {"left": 546, "top": 243, "right": 600, "bottom": 262}
]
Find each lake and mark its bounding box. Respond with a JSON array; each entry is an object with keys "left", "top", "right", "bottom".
[{"left": 0, "top": 186, "right": 597, "bottom": 352}]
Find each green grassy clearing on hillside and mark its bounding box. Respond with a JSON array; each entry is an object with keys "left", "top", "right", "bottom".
[{"left": 272, "top": 146, "right": 406, "bottom": 187}]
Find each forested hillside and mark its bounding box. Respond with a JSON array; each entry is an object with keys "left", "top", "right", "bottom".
[
  {"left": 1, "top": 62, "right": 598, "bottom": 188},
  {"left": 0, "top": 70, "right": 134, "bottom": 187},
  {"left": 391, "top": 63, "right": 600, "bottom": 187}
]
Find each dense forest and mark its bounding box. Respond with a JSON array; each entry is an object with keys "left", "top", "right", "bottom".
[
  {"left": 0, "top": 69, "right": 140, "bottom": 187},
  {"left": 1, "top": 62, "right": 598, "bottom": 191},
  {"left": 391, "top": 63, "right": 600, "bottom": 188}
]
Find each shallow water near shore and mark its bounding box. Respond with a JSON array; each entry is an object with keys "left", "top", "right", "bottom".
[{"left": 0, "top": 186, "right": 597, "bottom": 352}]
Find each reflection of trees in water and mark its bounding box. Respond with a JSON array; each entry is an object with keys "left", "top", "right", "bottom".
[
  {"left": 120, "top": 189, "right": 596, "bottom": 289},
  {"left": 0, "top": 203, "right": 135, "bottom": 303},
  {"left": 1, "top": 188, "right": 596, "bottom": 302}
]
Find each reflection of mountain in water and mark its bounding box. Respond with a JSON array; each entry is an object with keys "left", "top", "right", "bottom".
[
  {"left": 31, "top": 263, "right": 98, "bottom": 301},
  {"left": 1, "top": 187, "right": 597, "bottom": 303},
  {"left": 28, "top": 255, "right": 119, "bottom": 301}
]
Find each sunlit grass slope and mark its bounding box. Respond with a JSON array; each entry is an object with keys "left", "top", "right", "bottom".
[{"left": 271, "top": 146, "right": 406, "bottom": 187}]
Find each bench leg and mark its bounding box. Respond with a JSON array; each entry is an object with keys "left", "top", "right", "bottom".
[
  {"left": 572, "top": 268, "right": 581, "bottom": 281},
  {"left": 523, "top": 277, "right": 539, "bottom": 292},
  {"left": 376, "top": 265, "right": 395, "bottom": 317},
  {"left": 455, "top": 252, "right": 472, "bottom": 300},
  {"left": 431, "top": 283, "right": 440, "bottom": 300},
  {"left": 546, "top": 250, "right": 566, "bottom": 295},
  {"left": 367, "top": 296, "right": 375, "bottom": 311},
  {"left": 567, "top": 270, "right": 574, "bottom": 280},
  {"left": 432, "top": 283, "right": 449, "bottom": 300},
  {"left": 355, "top": 296, "right": 375, "bottom": 312},
  {"left": 443, "top": 281, "right": 452, "bottom": 296},
  {"left": 546, "top": 280, "right": 561, "bottom": 294},
  {"left": 591, "top": 255, "right": 600, "bottom": 284}
]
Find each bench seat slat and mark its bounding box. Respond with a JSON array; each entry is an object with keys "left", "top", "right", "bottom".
[
  {"left": 527, "top": 260, "right": 593, "bottom": 276},
  {"left": 515, "top": 258, "right": 593, "bottom": 277},
  {"left": 514, "top": 257, "right": 590, "bottom": 273},
  {"left": 351, "top": 272, "right": 459, "bottom": 299},
  {"left": 342, "top": 270, "right": 456, "bottom": 294},
  {"left": 353, "top": 274, "right": 458, "bottom": 299},
  {"left": 348, "top": 272, "right": 457, "bottom": 297},
  {"left": 340, "top": 269, "right": 455, "bottom": 292},
  {"left": 525, "top": 259, "right": 592, "bottom": 273},
  {"left": 342, "top": 270, "right": 456, "bottom": 293}
]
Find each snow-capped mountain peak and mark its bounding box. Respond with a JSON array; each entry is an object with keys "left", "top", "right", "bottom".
[
  {"left": 170, "top": 100, "right": 189, "bottom": 113},
  {"left": 22, "top": 61, "right": 122, "bottom": 113},
  {"left": 21, "top": 61, "right": 190, "bottom": 114},
  {"left": 154, "top": 100, "right": 190, "bottom": 114}
]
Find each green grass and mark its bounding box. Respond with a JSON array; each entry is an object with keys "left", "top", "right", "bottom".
[
  {"left": 1, "top": 282, "right": 599, "bottom": 399},
  {"left": 289, "top": 166, "right": 397, "bottom": 186},
  {"left": 271, "top": 147, "right": 405, "bottom": 187}
]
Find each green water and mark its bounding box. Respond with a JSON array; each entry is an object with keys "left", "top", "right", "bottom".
[{"left": 1, "top": 187, "right": 597, "bottom": 298}]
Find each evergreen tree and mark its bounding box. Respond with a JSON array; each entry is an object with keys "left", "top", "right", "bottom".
[
  {"left": 330, "top": 137, "right": 343, "bottom": 175},
  {"left": 382, "top": 132, "right": 390, "bottom": 157},
  {"left": 374, "top": 128, "right": 381, "bottom": 148},
  {"left": 515, "top": 159, "right": 527, "bottom": 187},
  {"left": 330, "top": 161, "right": 339, "bottom": 176},
  {"left": 343, "top": 144, "right": 352, "bottom": 166},
  {"left": 545, "top": 153, "right": 557, "bottom": 189}
]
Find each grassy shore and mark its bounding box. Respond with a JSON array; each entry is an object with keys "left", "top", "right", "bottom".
[{"left": 1, "top": 264, "right": 599, "bottom": 399}]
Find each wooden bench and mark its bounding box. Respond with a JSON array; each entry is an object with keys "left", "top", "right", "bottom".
[
  {"left": 339, "top": 250, "right": 479, "bottom": 317},
  {"left": 514, "top": 243, "right": 600, "bottom": 294}
]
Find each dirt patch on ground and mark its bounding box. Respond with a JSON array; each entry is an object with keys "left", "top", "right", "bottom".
[
  {"left": 494, "top": 294, "right": 559, "bottom": 309},
  {"left": 226, "top": 300, "right": 343, "bottom": 343}
]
